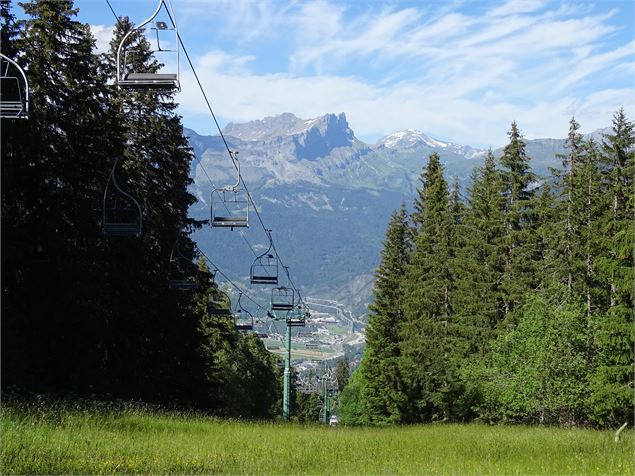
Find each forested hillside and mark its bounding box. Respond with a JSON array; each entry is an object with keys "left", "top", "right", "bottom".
[
  {"left": 342, "top": 115, "right": 634, "bottom": 428},
  {"left": 1, "top": 0, "right": 280, "bottom": 418}
]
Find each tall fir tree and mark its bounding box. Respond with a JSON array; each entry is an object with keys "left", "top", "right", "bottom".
[
  {"left": 452, "top": 152, "right": 506, "bottom": 358},
  {"left": 358, "top": 204, "right": 410, "bottom": 424},
  {"left": 499, "top": 122, "right": 538, "bottom": 317},
  {"left": 588, "top": 109, "right": 634, "bottom": 426},
  {"left": 2, "top": 0, "right": 122, "bottom": 392},
  {"left": 399, "top": 153, "right": 457, "bottom": 422}
]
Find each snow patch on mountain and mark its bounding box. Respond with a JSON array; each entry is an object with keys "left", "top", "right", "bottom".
[{"left": 378, "top": 129, "right": 449, "bottom": 149}]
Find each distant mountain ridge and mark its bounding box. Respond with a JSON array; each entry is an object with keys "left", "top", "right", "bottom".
[{"left": 187, "top": 113, "right": 611, "bottom": 315}]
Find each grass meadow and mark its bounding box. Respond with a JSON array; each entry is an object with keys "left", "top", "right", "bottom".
[{"left": 1, "top": 403, "right": 632, "bottom": 475}]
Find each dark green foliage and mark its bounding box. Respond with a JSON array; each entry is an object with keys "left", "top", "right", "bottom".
[
  {"left": 344, "top": 114, "right": 632, "bottom": 428},
  {"left": 453, "top": 152, "right": 506, "bottom": 357},
  {"left": 463, "top": 289, "right": 593, "bottom": 426},
  {"left": 499, "top": 122, "right": 539, "bottom": 317},
  {"left": 337, "top": 368, "right": 363, "bottom": 425},
  {"left": 294, "top": 391, "right": 321, "bottom": 423},
  {"left": 335, "top": 355, "right": 350, "bottom": 392},
  {"left": 587, "top": 110, "right": 635, "bottom": 427},
  {"left": 399, "top": 153, "right": 457, "bottom": 423},
  {"left": 356, "top": 204, "right": 410, "bottom": 424},
  {"left": 1, "top": 1, "right": 280, "bottom": 418}
]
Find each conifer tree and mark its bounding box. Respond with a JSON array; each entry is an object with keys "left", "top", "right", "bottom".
[
  {"left": 1, "top": 0, "right": 121, "bottom": 392},
  {"left": 575, "top": 139, "right": 603, "bottom": 315},
  {"left": 358, "top": 204, "right": 410, "bottom": 424},
  {"left": 557, "top": 117, "right": 585, "bottom": 291},
  {"left": 452, "top": 152, "right": 506, "bottom": 358},
  {"left": 588, "top": 109, "right": 634, "bottom": 426},
  {"left": 498, "top": 122, "right": 538, "bottom": 317},
  {"left": 400, "top": 153, "right": 456, "bottom": 422}
]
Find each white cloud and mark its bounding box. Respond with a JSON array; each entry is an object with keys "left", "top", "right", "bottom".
[
  {"left": 487, "top": 0, "right": 547, "bottom": 18},
  {"left": 175, "top": 50, "right": 634, "bottom": 148},
  {"left": 167, "top": 0, "right": 633, "bottom": 147},
  {"left": 90, "top": 24, "right": 114, "bottom": 53}
]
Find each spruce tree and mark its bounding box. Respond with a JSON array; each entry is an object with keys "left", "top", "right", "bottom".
[
  {"left": 400, "top": 153, "right": 456, "bottom": 422},
  {"left": 1, "top": 0, "right": 121, "bottom": 392},
  {"left": 357, "top": 204, "right": 410, "bottom": 424},
  {"left": 452, "top": 152, "right": 506, "bottom": 358},
  {"left": 498, "top": 122, "right": 538, "bottom": 317},
  {"left": 588, "top": 109, "right": 634, "bottom": 426}
]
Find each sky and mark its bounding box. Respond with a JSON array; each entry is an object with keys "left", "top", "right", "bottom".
[{"left": 68, "top": 1, "right": 634, "bottom": 147}]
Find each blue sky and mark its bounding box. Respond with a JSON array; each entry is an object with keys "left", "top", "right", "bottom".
[{"left": 73, "top": 1, "right": 635, "bottom": 147}]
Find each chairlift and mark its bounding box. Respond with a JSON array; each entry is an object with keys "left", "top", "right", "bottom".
[
  {"left": 1, "top": 53, "right": 29, "bottom": 119},
  {"left": 168, "top": 237, "right": 197, "bottom": 290},
  {"left": 234, "top": 293, "right": 254, "bottom": 332},
  {"left": 102, "top": 158, "right": 142, "bottom": 237},
  {"left": 208, "top": 288, "right": 232, "bottom": 316},
  {"left": 115, "top": 0, "right": 180, "bottom": 90},
  {"left": 287, "top": 304, "right": 308, "bottom": 327},
  {"left": 271, "top": 286, "right": 294, "bottom": 311},
  {"left": 250, "top": 230, "right": 278, "bottom": 284},
  {"left": 211, "top": 151, "right": 249, "bottom": 229}
]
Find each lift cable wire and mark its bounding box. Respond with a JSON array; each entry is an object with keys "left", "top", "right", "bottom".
[
  {"left": 105, "top": 1, "right": 261, "bottom": 264},
  {"left": 106, "top": 1, "right": 304, "bottom": 306},
  {"left": 163, "top": 6, "right": 305, "bottom": 306},
  {"left": 195, "top": 245, "right": 268, "bottom": 313}
]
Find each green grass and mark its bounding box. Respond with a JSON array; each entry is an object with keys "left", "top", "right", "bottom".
[{"left": 1, "top": 404, "right": 633, "bottom": 475}]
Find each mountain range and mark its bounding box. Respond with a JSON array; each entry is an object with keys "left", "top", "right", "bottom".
[{"left": 186, "top": 113, "right": 608, "bottom": 316}]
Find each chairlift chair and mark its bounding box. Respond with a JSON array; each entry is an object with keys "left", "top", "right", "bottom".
[
  {"left": 168, "top": 238, "right": 197, "bottom": 290},
  {"left": 210, "top": 151, "right": 249, "bottom": 229},
  {"left": 102, "top": 158, "right": 143, "bottom": 237},
  {"left": 207, "top": 289, "right": 232, "bottom": 316},
  {"left": 234, "top": 310, "right": 254, "bottom": 332},
  {"left": 250, "top": 230, "right": 278, "bottom": 284},
  {"left": 271, "top": 286, "right": 294, "bottom": 311},
  {"left": 0, "top": 53, "right": 29, "bottom": 119},
  {"left": 211, "top": 188, "right": 249, "bottom": 228},
  {"left": 234, "top": 293, "right": 254, "bottom": 331},
  {"left": 115, "top": 0, "right": 180, "bottom": 90},
  {"left": 287, "top": 305, "right": 307, "bottom": 327}
]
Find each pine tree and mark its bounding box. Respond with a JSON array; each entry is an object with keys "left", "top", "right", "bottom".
[
  {"left": 1, "top": 0, "right": 122, "bottom": 392},
  {"left": 588, "top": 109, "right": 634, "bottom": 426},
  {"left": 399, "top": 153, "right": 456, "bottom": 422},
  {"left": 575, "top": 139, "right": 604, "bottom": 315},
  {"left": 499, "top": 122, "right": 538, "bottom": 317},
  {"left": 452, "top": 152, "right": 506, "bottom": 358},
  {"left": 558, "top": 117, "right": 585, "bottom": 291},
  {"left": 357, "top": 204, "right": 410, "bottom": 424}
]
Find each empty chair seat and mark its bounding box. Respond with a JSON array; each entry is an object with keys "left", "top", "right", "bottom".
[
  {"left": 119, "top": 72, "right": 179, "bottom": 89},
  {"left": 102, "top": 158, "right": 142, "bottom": 237},
  {"left": 169, "top": 280, "right": 197, "bottom": 290},
  {"left": 115, "top": 1, "right": 180, "bottom": 92},
  {"left": 1, "top": 56, "right": 29, "bottom": 119},
  {"left": 103, "top": 222, "right": 141, "bottom": 237}
]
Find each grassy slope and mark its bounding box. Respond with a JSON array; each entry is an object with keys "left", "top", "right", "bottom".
[{"left": 1, "top": 407, "right": 633, "bottom": 475}]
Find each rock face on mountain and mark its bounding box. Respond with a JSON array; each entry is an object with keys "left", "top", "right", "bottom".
[
  {"left": 222, "top": 112, "right": 360, "bottom": 161},
  {"left": 187, "top": 112, "right": 604, "bottom": 315}
]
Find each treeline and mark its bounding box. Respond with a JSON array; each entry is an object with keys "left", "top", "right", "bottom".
[
  {"left": 340, "top": 115, "right": 634, "bottom": 428},
  {"left": 1, "top": 1, "right": 280, "bottom": 417}
]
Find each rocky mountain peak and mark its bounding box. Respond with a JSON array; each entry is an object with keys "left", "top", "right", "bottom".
[
  {"left": 222, "top": 112, "right": 358, "bottom": 161},
  {"left": 222, "top": 112, "right": 354, "bottom": 142},
  {"left": 377, "top": 129, "right": 449, "bottom": 149}
]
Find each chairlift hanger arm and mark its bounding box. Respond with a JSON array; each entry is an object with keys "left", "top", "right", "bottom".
[{"left": 0, "top": 53, "right": 29, "bottom": 119}]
